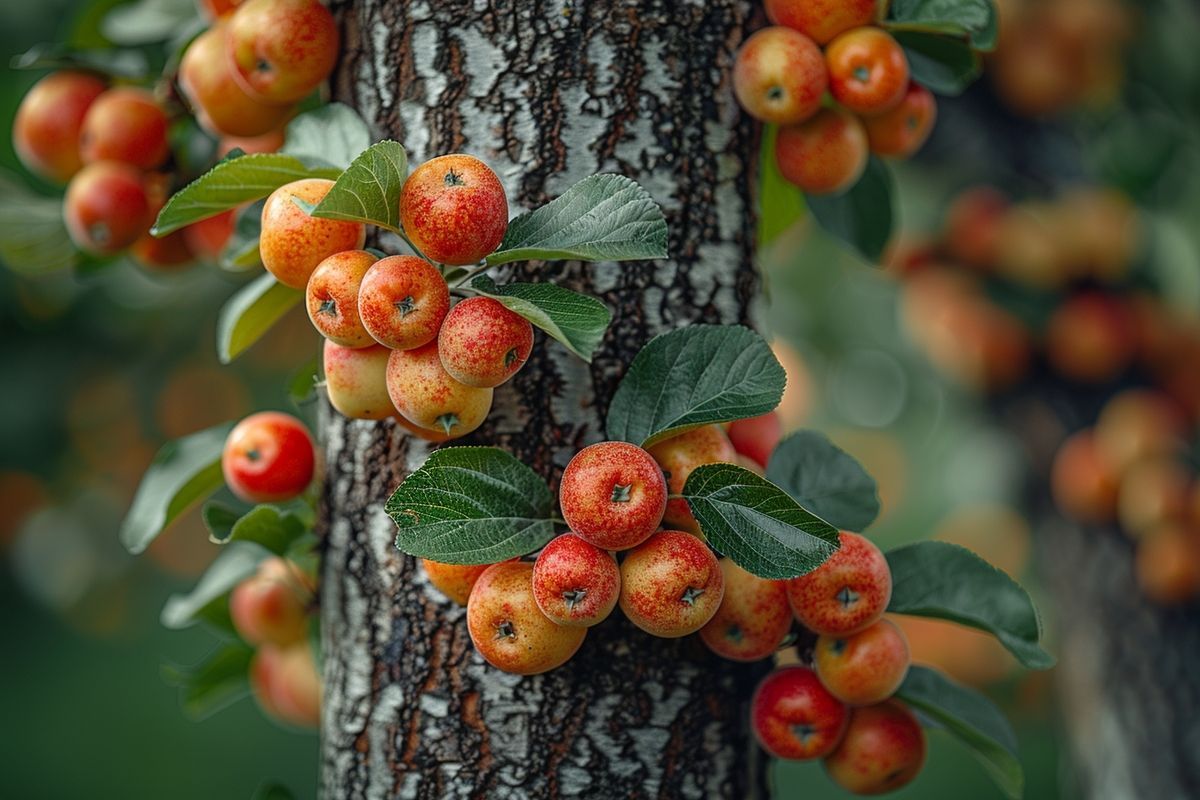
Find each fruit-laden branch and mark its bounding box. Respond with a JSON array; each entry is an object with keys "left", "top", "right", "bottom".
[{"left": 320, "top": 1, "right": 764, "bottom": 797}]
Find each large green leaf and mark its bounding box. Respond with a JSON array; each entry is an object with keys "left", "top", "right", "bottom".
[
  {"left": 211, "top": 504, "right": 310, "bottom": 556},
  {"left": 386, "top": 447, "right": 556, "bottom": 564},
  {"left": 100, "top": 0, "right": 196, "bottom": 45},
  {"left": 120, "top": 423, "right": 233, "bottom": 554},
  {"left": 152, "top": 154, "right": 340, "bottom": 236},
  {"left": 888, "top": 0, "right": 999, "bottom": 51},
  {"left": 765, "top": 431, "right": 880, "bottom": 532},
  {"left": 606, "top": 325, "right": 786, "bottom": 447},
  {"left": 0, "top": 175, "right": 78, "bottom": 275},
  {"left": 216, "top": 273, "right": 304, "bottom": 364},
  {"left": 887, "top": 541, "right": 1055, "bottom": 669},
  {"left": 806, "top": 157, "right": 895, "bottom": 263},
  {"left": 221, "top": 199, "right": 266, "bottom": 271},
  {"left": 161, "top": 642, "right": 255, "bottom": 720},
  {"left": 281, "top": 103, "right": 373, "bottom": 171},
  {"left": 10, "top": 42, "right": 150, "bottom": 78},
  {"left": 469, "top": 276, "right": 611, "bottom": 362},
  {"left": 310, "top": 140, "right": 408, "bottom": 232},
  {"left": 487, "top": 174, "right": 668, "bottom": 265},
  {"left": 898, "top": 666, "right": 1022, "bottom": 799},
  {"left": 160, "top": 541, "right": 272, "bottom": 630},
  {"left": 683, "top": 463, "right": 839, "bottom": 580},
  {"left": 894, "top": 30, "right": 983, "bottom": 96}
]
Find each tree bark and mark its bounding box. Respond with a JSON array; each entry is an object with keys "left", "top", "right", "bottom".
[{"left": 318, "top": 2, "right": 766, "bottom": 797}]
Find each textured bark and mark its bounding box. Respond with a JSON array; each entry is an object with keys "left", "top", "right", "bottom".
[{"left": 319, "top": 1, "right": 766, "bottom": 797}]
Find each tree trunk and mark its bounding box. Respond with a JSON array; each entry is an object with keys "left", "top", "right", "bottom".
[{"left": 318, "top": 2, "right": 766, "bottom": 797}]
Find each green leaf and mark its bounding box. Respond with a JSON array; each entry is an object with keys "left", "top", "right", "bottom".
[
  {"left": 220, "top": 199, "right": 266, "bottom": 271},
  {"left": 765, "top": 431, "right": 880, "bottom": 532},
  {"left": 469, "top": 276, "right": 611, "bottom": 362},
  {"left": 120, "top": 423, "right": 233, "bottom": 554},
  {"left": 161, "top": 642, "right": 255, "bottom": 720},
  {"left": 214, "top": 505, "right": 309, "bottom": 556},
  {"left": 757, "top": 125, "right": 806, "bottom": 249},
  {"left": 152, "top": 154, "right": 340, "bottom": 236},
  {"left": 287, "top": 355, "right": 320, "bottom": 407},
  {"left": 310, "top": 140, "right": 408, "bottom": 232},
  {"left": 10, "top": 42, "right": 150, "bottom": 78},
  {"left": 606, "top": 325, "right": 786, "bottom": 447},
  {"left": 888, "top": 0, "right": 999, "bottom": 50},
  {"left": 894, "top": 30, "right": 983, "bottom": 96},
  {"left": 898, "top": 666, "right": 1022, "bottom": 799},
  {"left": 806, "top": 157, "right": 895, "bottom": 263},
  {"left": 0, "top": 175, "right": 78, "bottom": 275},
  {"left": 281, "top": 103, "right": 373, "bottom": 170},
  {"left": 216, "top": 273, "right": 303, "bottom": 365},
  {"left": 201, "top": 501, "right": 242, "bottom": 542},
  {"left": 252, "top": 782, "right": 297, "bottom": 800},
  {"left": 683, "top": 463, "right": 839, "bottom": 579},
  {"left": 887, "top": 541, "right": 1055, "bottom": 669},
  {"left": 487, "top": 174, "right": 668, "bottom": 265},
  {"left": 161, "top": 541, "right": 271, "bottom": 630},
  {"left": 386, "top": 447, "right": 556, "bottom": 564}
]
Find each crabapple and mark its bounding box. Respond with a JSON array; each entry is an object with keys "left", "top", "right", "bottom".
[
  {"left": 259, "top": 179, "right": 366, "bottom": 289},
  {"left": 824, "top": 699, "right": 926, "bottom": 794},
  {"left": 305, "top": 249, "right": 377, "bottom": 348},
  {"left": 814, "top": 617, "right": 910, "bottom": 706},
  {"left": 648, "top": 424, "right": 737, "bottom": 533},
  {"left": 196, "top": 0, "right": 242, "bottom": 19},
  {"left": 399, "top": 154, "right": 508, "bottom": 266},
  {"left": 385, "top": 342, "right": 493, "bottom": 437},
  {"left": 751, "top": 666, "right": 849, "bottom": 760},
  {"left": 323, "top": 341, "right": 395, "bottom": 420},
  {"left": 1136, "top": 522, "right": 1200, "bottom": 605},
  {"left": 732, "top": 27, "right": 827, "bottom": 125},
  {"left": 227, "top": 0, "right": 339, "bottom": 103},
  {"left": 786, "top": 531, "right": 891, "bottom": 637},
  {"left": 699, "top": 559, "right": 791, "bottom": 662},
  {"left": 864, "top": 81, "right": 937, "bottom": 159},
  {"left": 79, "top": 87, "right": 169, "bottom": 171},
  {"left": 531, "top": 533, "right": 620, "bottom": 627},
  {"left": 1095, "top": 389, "right": 1186, "bottom": 473},
  {"left": 726, "top": 411, "right": 783, "bottom": 470},
  {"left": 218, "top": 129, "right": 286, "bottom": 157},
  {"left": 826, "top": 27, "right": 910, "bottom": 116},
  {"left": 422, "top": 559, "right": 492, "bottom": 606},
  {"left": 63, "top": 161, "right": 154, "bottom": 255},
  {"left": 183, "top": 209, "right": 237, "bottom": 262},
  {"left": 357, "top": 255, "right": 449, "bottom": 350},
  {"left": 466, "top": 561, "right": 586, "bottom": 675},
  {"left": 13, "top": 71, "right": 106, "bottom": 183},
  {"left": 943, "top": 186, "right": 1009, "bottom": 269},
  {"left": 437, "top": 297, "right": 534, "bottom": 388},
  {"left": 618, "top": 530, "right": 724, "bottom": 638},
  {"left": 230, "top": 557, "right": 311, "bottom": 646},
  {"left": 765, "top": 0, "right": 877, "bottom": 45},
  {"left": 775, "top": 108, "right": 868, "bottom": 195},
  {"left": 1045, "top": 292, "right": 1136, "bottom": 383},
  {"left": 1117, "top": 458, "right": 1191, "bottom": 539},
  {"left": 392, "top": 412, "right": 455, "bottom": 444},
  {"left": 178, "top": 23, "right": 294, "bottom": 139},
  {"left": 559, "top": 441, "right": 667, "bottom": 551},
  {"left": 131, "top": 228, "right": 194, "bottom": 271},
  {"left": 222, "top": 411, "right": 316, "bottom": 503},
  {"left": 251, "top": 642, "right": 321, "bottom": 728},
  {"left": 1051, "top": 430, "right": 1118, "bottom": 523}
]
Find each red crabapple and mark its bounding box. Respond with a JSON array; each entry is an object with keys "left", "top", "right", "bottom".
[
  {"left": 726, "top": 411, "right": 783, "bottom": 470},
  {"left": 648, "top": 424, "right": 737, "bottom": 533},
  {"left": 437, "top": 297, "right": 534, "bottom": 388},
  {"left": 813, "top": 617, "right": 910, "bottom": 706},
  {"left": 1045, "top": 292, "right": 1136, "bottom": 383},
  {"left": 825, "top": 27, "right": 910, "bottom": 116},
  {"left": 765, "top": 0, "right": 877, "bottom": 45},
  {"left": 385, "top": 342, "right": 493, "bottom": 438},
  {"left": 1051, "top": 430, "right": 1119, "bottom": 524},
  {"left": 559, "top": 441, "right": 667, "bottom": 551},
  {"left": 13, "top": 71, "right": 106, "bottom": 183},
  {"left": 422, "top": 559, "right": 492, "bottom": 606},
  {"left": 64, "top": 161, "right": 154, "bottom": 255},
  {"left": 221, "top": 411, "right": 316, "bottom": 503},
  {"left": 79, "top": 87, "right": 170, "bottom": 171},
  {"left": 251, "top": 641, "right": 321, "bottom": 729},
  {"left": 532, "top": 533, "right": 620, "bottom": 627},
  {"left": 323, "top": 341, "right": 396, "bottom": 420},
  {"left": 699, "top": 559, "right": 792, "bottom": 662},
  {"left": 1095, "top": 389, "right": 1187, "bottom": 472},
  {"left": 786, "top": 531, "right": 892, "bottom": 637},
  {"left": 399, "top": 154, "right": 508, "bottom": 266},
  {"left": 824, "top": 699, "right": 926, "bottom": 794},
  {"left": 305, "top": 249, "right": 378, "bottom": 348},
  {"left": 733, "top": 27, "right": 827, "bottom": 125},
  {"left": 357, "top": 255, "right": 450, "bottom": 351},
  {"left": 226, "top": 0, "right": 340, "bottom": 103},
  {"left": 183, "top": 209, "right": 237, "bottom": 263},
  {"left": 751, "top": 666, "right": 849, "bottom": 760},
  {"left": 864, "top": 82, "right": 937, "bottom": 159},
  {"left": 775, "top": 108, "right": 869, "bottom": 195},
  {"left": 259, "top": 178, "right": 366, "bottom": 288},
  {"left": 230, "top": 557, "right": 312, "bottom": 646},
  {"left": 618, "top": 530, "right": 724, "bottom": 637},
  {"left": 131, "top": 228, "right": 194, "bottom": 271}
]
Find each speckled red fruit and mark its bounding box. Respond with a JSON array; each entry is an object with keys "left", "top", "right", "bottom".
[
  {"left": 183, "top": 209, "right": 237, "bottom": 262},
  {"left": 733, "top": 27, "right": 827, "bottom": 125},
  {"left": 467, "top": 561, "right": 586, "bottom": 675},
  {"left": 79, "top": 87, "right": 169, "bottom": 170},
  {"left": 221, "top": 411, "right": 316, "bottom": 503},
  {"left": 826, "top": 27, "right": 910, "bottom": 116},
  {"left": 619, "top": 530, "right": 724, "bottom": 637},
  {"left": 775, "top": 108, "right": 868, "bottom": 195},
  {"left": 230, "top": 557, "right": 311, "bottom": 646},
  {"left": 824, "top": 700, "right": 926, "bottom": 794},
  {"left": 1051, "top": 430, "right": 1119, "bottom": 524},
  {"left": 532, "top": 533, "right": 620, "bottom": 627},
  {"left": 559, "top": 442, "right": 667, "bottom": 551},
  {"left": 399, "top": 154, "right": 508, "bottom": 266},
  {"left": 726, "top": 412, "right": 783, "bottom": 470},
  {"left": 786, "top": 531, "right": 891, "bottom": 637},
  {"left": 357, "top": 255, "right": 449, "bottom": 350},
  {"left": 386, "top": 342, "right": 493, "bottom": 438},
  {"left": 179, "top": 23, "right": 294, "bottom": 138},
  {"left": 864, "top": 82, "right": 937, "bottom": 159},
  {"left": 752, "top": 666, "right": 849, "bottom": 760},
  {"left": 226, "top": 0, "right": 339, "bottom": 103},
  {"left": 259, "top": 179, "right": 366, "bottom": 288},
  {"left": 814, "top": 617, "right": 910, "bottom": 706},
  {"left": 306, "top": 249, "right": 377, "bottom": 348},
  {"left": 943, "top": 186, "right": 1010, "bottom": 269},
  {"left": 648, "top": 425, "right": 737, "bottom": 533},
  {"left": 1045, "top": 292, "right": 1136, "bottom": 383},
  {"left": 13, "top": 71, "right": 106, "bottom": 183},
  {"left": 766, "top": 0, "right": 877, "bottom": 45},
  {"left": 437, "top": 296, "right": 534, "bottom": 388},
  {"left": 132, "top": 228, "right": 194, "bottom": 271},
  {"left": 251, "top": 642, "right": 321, "bottom": 728},
  {"left": 422, "top": 559, "right": 492, "bottom": 605},
  {"left": 699, "top": 559, "right": 791, "bottom": 661},
  {"left": 323, "top": 341, "right": 395, "bottom": 420},
  {"left": 64, "top": 161, "right": 154, "bottom": 255}
]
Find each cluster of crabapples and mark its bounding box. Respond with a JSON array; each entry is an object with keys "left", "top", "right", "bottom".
[
  {"left": 733, "top": 0, "right": 936, "bottom": 195},
  {"left": 220, "top": 410, "right": 322, "bottom": 727},
  {"left": 10, "top": 0, "right": 337, "bottom": 269},
  {"left": 260, "top": 153, "right": 525, "bottom": 439}
]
